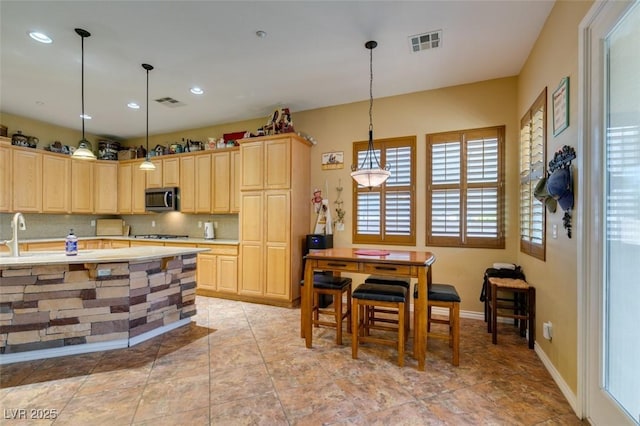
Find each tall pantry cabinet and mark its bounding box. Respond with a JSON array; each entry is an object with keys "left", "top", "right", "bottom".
[{"left": 239, "top": 134, "right": 311, "bottom": 306}]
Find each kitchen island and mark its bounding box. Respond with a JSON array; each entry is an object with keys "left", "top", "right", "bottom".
[{"left": 0, "top": 246, "right": 208, "bottom": 364}]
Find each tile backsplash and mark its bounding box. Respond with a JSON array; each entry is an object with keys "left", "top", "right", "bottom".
[{"left": 0, "top": 213, "right": 238, "bottom": 241}]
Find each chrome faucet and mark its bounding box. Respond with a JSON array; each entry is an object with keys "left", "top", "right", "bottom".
[{"left": 2, "top": 212, "right": 26, "bottom": 257}]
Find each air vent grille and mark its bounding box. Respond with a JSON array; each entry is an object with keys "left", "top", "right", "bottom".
[
  {"left": 409, "top": 30, "right": 442, "bottom": 53},
  {"left": 155, "top": 97, "right": 186, "bottom": 108}
]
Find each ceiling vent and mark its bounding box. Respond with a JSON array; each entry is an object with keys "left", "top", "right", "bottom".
[
  {"left": 155, "top": 97, "right": 186, "bottom": 108},
  {"left": 409, "top": 30, "right": 442, "bottom": 53}
]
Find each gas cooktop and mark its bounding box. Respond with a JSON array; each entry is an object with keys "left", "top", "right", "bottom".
[{"left": 134, "top": 234, "right": 189, "bottom": 240}]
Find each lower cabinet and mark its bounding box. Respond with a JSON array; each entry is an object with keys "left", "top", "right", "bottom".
[{"left": 196, "top": 244, "right": 238, "bottom": 296}]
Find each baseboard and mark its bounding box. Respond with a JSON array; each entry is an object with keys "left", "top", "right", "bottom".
[
  {"left": 128, "top": 318, "right": 191, "bottom": 346},
  {"left": 0, "top": 319, "right": 193, "bottom": 365},
  {"left": 0, "top": 339, "right": 128, "bottom": 365},
  {"left": 535, "top": 342, "right": 579, "bottom": 416}
]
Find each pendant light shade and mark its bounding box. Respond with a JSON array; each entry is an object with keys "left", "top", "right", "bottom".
[
  {"left": 350, "top": 40, "right": 390, "bottom": 188},
  {"left": 72, "top": 28, "right": 96, "bottom": 160},
  {"left": 139, "top": 63, "right": 156, "bottom": 171}
]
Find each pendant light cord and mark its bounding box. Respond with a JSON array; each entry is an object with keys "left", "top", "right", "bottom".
[
  {"left": 81, "top": 34, "right": 85, "bottom": 139},
  {"left": 146, "top": 67, "right": 149, "bottom": 153}
]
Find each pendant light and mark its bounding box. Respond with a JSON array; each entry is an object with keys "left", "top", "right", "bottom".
[
  {"left": 139, "top": 63, "right": 156, "bottom": 171},
  {"left": 350, "top": 40, "right": 390, "bottom": 188},
  {"left": 72, "top": 28, "right": 96, "bottom": 160}
]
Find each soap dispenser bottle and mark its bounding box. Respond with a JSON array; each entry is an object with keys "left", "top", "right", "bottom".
[{"left": 65, "top": 229, "right": 78, "bottom": 256}]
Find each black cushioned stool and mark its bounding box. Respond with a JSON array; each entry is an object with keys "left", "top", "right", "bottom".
[
  {"left": 414, "top": 283, "right": 461, "bottom": 366},
  {"left": 352, "top": 283, "right": 408, "bottom": 367},
  {"left": 363, "top": 276, "right": 411, "bottom": 342},
  {"left": 300, "top": 275, "right": 352, "bottom": 345}
]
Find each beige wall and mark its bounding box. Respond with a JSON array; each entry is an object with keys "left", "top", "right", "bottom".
[
  {"left": 517, "top": 0, "right": 593, "bottom": 394},
  {"left": 1, "top": 111, "right": 100, "bottom": 150}
]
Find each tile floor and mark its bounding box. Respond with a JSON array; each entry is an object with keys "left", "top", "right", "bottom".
[{"left": 0, "top": 296, "right": 584, "bottom": 425}]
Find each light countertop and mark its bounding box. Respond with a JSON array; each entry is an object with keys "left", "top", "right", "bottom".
[
  {"left": 0, "top": 246, "right": 210, "bottom": 267},
  {"left": 19, "top": 236, "right": 239, "bottom": 245}
]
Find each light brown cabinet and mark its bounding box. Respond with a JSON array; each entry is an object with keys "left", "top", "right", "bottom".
[
  {"left": 179, "top": 155, "right": 196, "bottom": 213},
  {"left": 195, "top": 154, "right": 212, "bottom": 213},
  {"left": 71, "top": 159, "right": 94, "bottom": 213},
  {"left": 230, "top": 150, "right": 240, "bottom": 213},
  {"left": 118, "top": 160, "right": 147, "bottom": 214},
  {"left": 212, "top": 152, "right": 230, "bottom": 213},
  {"left": 41, "top": 153, "right": 71, "bottom": 213},
  {"left": 145, "top": 157, "right": 180, "bottom": 189},
  {"left": 0, "top": 141, "right": 12, "bottom": 212},
  {"left": 238, "top": 134, "right": 311, "bottom": 306},
  {"left": 12, "top": 147, "right": 42, "bottom": 212},
  {"left": 196, "top": 244, "right": 239, "bottom": 295},
  {"left": 94, "top": 161, "right": 118, "bottom": 214}
]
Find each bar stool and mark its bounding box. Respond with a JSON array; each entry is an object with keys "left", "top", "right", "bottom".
[
  {"left": 414, "top": 283, "right": 461, "bottom": 366},
  {"left": 363, "top": 276, "right": 410, "bottom": 340},
  {"left": 352, "top": 283, "right": 408, "bottom": 367},
  {"left": 487, "top": 277, "right": 535, "bottom": 349},
  {"left": 300, "top": 275, "right": 352, "bottom": 345}
]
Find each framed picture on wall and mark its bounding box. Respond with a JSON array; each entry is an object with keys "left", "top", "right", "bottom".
[
  {"left": 553, "top": 77, "right": 570, "bottom": 136},
  {"left": 321, "top": 151, "right": 344, "bottom": 170}
]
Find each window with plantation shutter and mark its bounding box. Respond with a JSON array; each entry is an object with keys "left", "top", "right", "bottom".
[
  {"left": 426, "top": 126, "right": 505, "bottom": 248},
  {"left": 352, "top": 136, "right": 415, "bottom": 245},
  {"left": 519, "top": 89, "right": 547, "bottom": 260}
]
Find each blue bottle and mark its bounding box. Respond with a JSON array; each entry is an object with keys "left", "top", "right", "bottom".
[{"left": 65, "top": 229, "right": 78, "bottom": 256}]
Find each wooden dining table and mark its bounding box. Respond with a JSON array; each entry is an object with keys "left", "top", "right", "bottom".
[{"left": 301, "top": 248, "right": 436, "bottom": 371}]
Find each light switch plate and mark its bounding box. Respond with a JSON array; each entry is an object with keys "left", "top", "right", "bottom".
[{"left": 552, "top": 224, "right": 558, "bottom": 239}]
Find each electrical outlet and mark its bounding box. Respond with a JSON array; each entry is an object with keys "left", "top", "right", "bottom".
[
  {"left": 543, "top": 322, "right": 553, "bottom": 340},
  {"left": 198, "top": 221, "right": 202, "bottom": 228},
  {"left": 552, "top": 224, "right": 558, "bottom": 239},
  {"left": 90, "top": 220, "right": 96, "bottom": 227},
  {"left": 214, "top": 222, "right": 218, "bottom": 229},
  {"left": 151, "top": 220, "right": 156, "bottom": 228}
]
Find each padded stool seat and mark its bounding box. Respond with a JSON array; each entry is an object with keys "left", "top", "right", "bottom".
[
  {"left": 352, "top": 283, "right": 408, "bottom": 367},
  {"left": 364, "top": 276, "right": 411, "bottom": 340},
  {"left": 414, "top": 283, "right": 461, "bottom": 366},
  {"left": 300, "top": 275, "right": 352, "bottom": 345}
]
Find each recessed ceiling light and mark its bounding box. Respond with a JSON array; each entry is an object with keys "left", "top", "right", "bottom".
[
  {"left": 256, "top": 30, "right": 267, "bottom": 39},
  {"left": 80, "top": 114, "right": 92, "bottom": 120},
  {"left": 28, "top": 31, "right": 53, "bottom": 44},
  {"left": 190, "top": 87, "right": 204, "bottom": 95},
  {"left": 127, "top": 102, "right": 140, "bottom": 109}
]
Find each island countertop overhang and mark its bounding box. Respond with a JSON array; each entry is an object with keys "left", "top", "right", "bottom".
[{"left": 0, "top": 246, "right": 210, "bottom": 267}]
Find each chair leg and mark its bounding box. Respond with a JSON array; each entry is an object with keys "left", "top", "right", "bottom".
[
  {"left": 398, "top": 301, "right": 405, "bottom": 367},
  {"left": 313, "top": 293, "right": 319, "bottom": 328},
  {"left": 452, "top": 302, "right": 460, "bottom": 366},
  {"left": 528, "top": 287, "right": 536, "bottom": 349},
  {"left": 351, "top": 299, "right": 359, "bottom": 359},
  {"left": 491, "top": 283, "right": 498, "bottom": 344},
  {"left": 346, "top": 286, "right": 352, "bottom": 334},
  {"left": 335, "top": 291, "right": 343, "bottom": 345}
]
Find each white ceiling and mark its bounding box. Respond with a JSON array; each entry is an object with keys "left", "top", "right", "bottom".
[{"left": 0, "top": 1, "right": 554, "bottom": 140}]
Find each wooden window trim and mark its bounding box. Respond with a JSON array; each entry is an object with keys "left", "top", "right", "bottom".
[
  {"left": 352, "top": 136, "right": 416, "bottom": 246},
  {"left": 426, "top": 126, "right": 505, "bottom": 249},
  {"left": 519, "top": 89, "right": 547, "bottom": 261}
]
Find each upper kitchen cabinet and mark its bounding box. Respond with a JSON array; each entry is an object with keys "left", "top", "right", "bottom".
[
  {"left": 240, "top": 135, "right": 293, "bottom": 190},
  {"left": 0, "top": 139, "right": 12, "bottom": 212},
  {"left": 12, "top": 146, "right": 42, "bottom": 212},
  {"left": 211, "top": 151, "right": 231, "bottom": 213},
  {"left": 118, "top": 160, "right": 147, "bottom": 214},
  {"left": 42, "top": 152, "right": 71, "bottom": 213},
  {"left": 230, "top": 150, "right": 240, "bottom": 213},
  {"left": 94, "top": 161, "right": 118, "bottom": 214},
  {"left": 145, "top": 156, "right": 180, "bottom": 189},
  {"left": 179, "top": 151, "right": 211, "bottom": 213},
  {"left": 71, "top": 158, "right": 94, "bottom": 213}
]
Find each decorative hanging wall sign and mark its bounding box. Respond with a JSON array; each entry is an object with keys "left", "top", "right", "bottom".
[{"left": 552, "top": 77, "right": 570, "bottom": 136}]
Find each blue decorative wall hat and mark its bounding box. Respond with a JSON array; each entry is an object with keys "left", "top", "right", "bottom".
[{"left": 547, "top": 167, "right": 573, "bottom": 211}]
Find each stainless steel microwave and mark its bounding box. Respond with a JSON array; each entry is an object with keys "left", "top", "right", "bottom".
[{"left": 145, "top": 187, "right": 178, "bottom": 211}]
